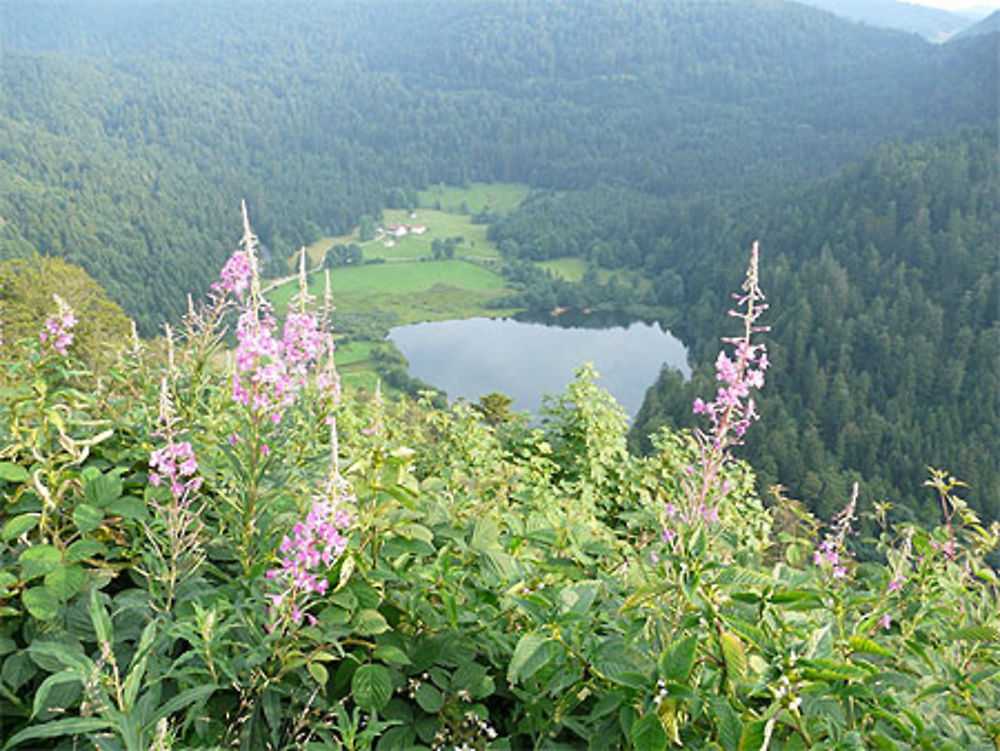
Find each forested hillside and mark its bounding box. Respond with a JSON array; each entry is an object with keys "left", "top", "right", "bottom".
[
  {"left": 488, "top": 126, "right": 999, "bottom": 524},
  {"left": 1, "top": 0, "right": 995, "bottom": 331},
  {"left": 628, "top": 128, "right": 1000, "bottom": 525}
]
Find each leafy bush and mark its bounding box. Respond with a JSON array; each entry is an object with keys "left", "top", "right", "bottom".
[{"left": 1, "top": 221, "right": 997, "bottom": 750}]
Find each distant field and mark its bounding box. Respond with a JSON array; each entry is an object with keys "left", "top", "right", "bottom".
[
  {"left": 335, "top": 339, "right": 375, "bottom": 367},
  {"left": 267, "top": 183, "right": 527, "bottom": 387},
  {"left": 366, "top": 209, "right": 497, "bottom": 262},
  {"left": 303, "top": 231, "right": 357, "bottom": 266},
  {"left": 419, "top": 182, "right": 529, "bottom": 215},
  {"left": 298, "top": 182, "right": 528, "bottom": 268},
  {"left": 269, "top": 259, "right": 511, "bottom": 325},
  {"left": 538, "top": 257, "right": 588, "bottom": 282}
]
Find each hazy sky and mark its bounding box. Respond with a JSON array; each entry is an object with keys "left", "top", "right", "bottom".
[{"left": 908, "top": 0, "right": 1000, "bottom": 10}]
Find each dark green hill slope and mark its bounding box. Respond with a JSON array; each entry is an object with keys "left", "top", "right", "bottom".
[
  {"left": 628, "top": 127, "right": 999, "bottom": 524},
  {"left": 0, "top": 0, "right": 995, "bottom": 331}
]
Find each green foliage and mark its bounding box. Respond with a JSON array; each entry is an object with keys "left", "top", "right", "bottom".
[
  {"left": 0, "top": 0, "right": 994, "bottom": 332},
  {"left": 0, "top": 255, "right": 132, "bottom": 374},
  {"left": 1, "top": 218, "right": 998, "bottom": 751}
]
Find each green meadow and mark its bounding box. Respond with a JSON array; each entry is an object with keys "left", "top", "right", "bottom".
[
  {"left": 270, "top": 184, "right": 529, "bottom": 386},
  {"left": 418, "top": 181, "right": 530, "bottom": 215},
  {"left": 300, "top": 182, "right": 530, "bottom": 268},
  {"left": 538, "top": 257, "right": 588, "bottom": 282}
]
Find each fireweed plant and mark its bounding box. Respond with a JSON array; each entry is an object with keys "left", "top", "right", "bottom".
[{"left": 1, "top": 233, "right": 998, "bottom": 750}]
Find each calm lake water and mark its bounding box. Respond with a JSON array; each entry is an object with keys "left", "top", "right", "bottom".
[{"left": 389, "top": 314, "right": 689, "bottom": 417}]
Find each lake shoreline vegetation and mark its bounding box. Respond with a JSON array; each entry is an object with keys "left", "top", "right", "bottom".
[{"left": 0, "top": 221, "right": 997, "bottom": 749}]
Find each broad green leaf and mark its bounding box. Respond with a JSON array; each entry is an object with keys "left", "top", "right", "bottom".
[
  {"left": 470, "top": 516, "right": 500, "bottom": 552},
  {"left": 620, "top": 583, "right": 673, "bottom": 612},
  {"left": 44, "top": 565, "right": 86, "bottom": 601},
  {"left": 721, "top": 632, "right": 747, "bottom": 680},
  {"left": 351, "top": 664, "right": 392, "bottom": 712},
  {"left": 84, "top": 472, "right": 122, "bottom": 508},
  {"left": 508, "top": 633, "right": 555, "bottom": 684},
  {"left": 630, "top": 711, "right": 667, "bottom": 751},
  {"left": 28, "top": 642, "right": 95, "bottom": 674},
  {"left": 122, "top": 621, "right": 157, "bottom": 711},
  {"left": 354, "top": 608, "right": 390, "bottom": 636},
  {"left": 89, "top": 588, "right": 113, "bottom": 645},
  {"left": 72, "top": 504, "right": 104, "bottom": 534},
  {"left": 414, "top": 682, "right": 444, "bottom": 713},
  {"left": 848, "top": 635, "right": 892, "bottom": 657},
  {"left": 711, "top": 697, "right": 742, "bottom": 751},
  {"left": 660, "top": 635, "right": 698, "bottom": 683},
  {"left": 558, "top": 580, "right": 600, "bottom": 615},
  {"left": 799, "top": 659, "right": 871, "bottom": 681},
  {"left": 374, "top": 644, "right": 412, "bottom": 666},
  {"left": 2, "top": 513, "right": 39, "bottom": 541},
  {"left": 307, "top": 662, "right": 329, "bottom": 687},
  {"left": 2, "top": 651, "right": 38, "bottom": 689},
  {"left": 739, "top": 720, "right": 767, "bottom": 751},
  {"left": 0, "top": 462, "right": 29, "bottom": 484},
  {"left": 105, "top": 496, "right": 148, "bottom": 521},
  {"left": 148, "top": 684, "right": 217, "bottom": 725},
  {"left": 948, "top": 626, "right": 999, "bottom": 642},
  {"left": 400, "top": 523, "right": 434, "bottom": 544},
  {"left": 33, "top": 671, "right": 83, "bottom": 718},
  {"left": 18, "top": 545, "right": 62, "bottom": 581},
  {"left": 22, "top": 587, "right": 59, "bottom": 620},
  {"left": 588, "top": 690, "right": 624, "bottom": 720},
  {"left": 0, "top": 571, "right": 17, "bottom": 595},
  {"left": 66, "top": 539, "right": 105, "bottom": 563},
  {"left": 718, "top": 566, "right": 772, "bottom": 588},
  {"left": 2, "top": 717, "right": 112, "bottom": 750}
]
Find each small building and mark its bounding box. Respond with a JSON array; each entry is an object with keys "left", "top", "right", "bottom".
[{"left": 410, "top": 225, "right": 427, "bottom": 234}]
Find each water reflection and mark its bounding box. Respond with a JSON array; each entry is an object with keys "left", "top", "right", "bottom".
[{"left": 389, "top": 315, "right": 689, "bottom": 418}]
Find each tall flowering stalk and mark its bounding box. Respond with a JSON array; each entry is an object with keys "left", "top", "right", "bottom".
[
  {"left": 207, "top": 203, "right": 351, "bottom": 592},
  {"left": 265, "top": 490, "right": 353, "bottom": 632},
  {"left": 678, "top": 242, "right": 769, "bottom": 531},
  {"left": 813, "top": 483, "right": 858, "bottom": 582},
  {"left": 142, "top": 377, "right": 206, "bottom": 612}
]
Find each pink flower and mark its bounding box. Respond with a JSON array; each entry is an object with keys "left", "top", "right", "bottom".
[
  {"left": 212, "top": 250, "right": 253, "bottom": 298},
  {"left": 40, "top": 297, "right": 77, "bottom": 356},
  {"left": 265, "top": 495, "right": 354, "bottom": 632},
  {"left": 886, "top": 577, "right": 904, "bottom": 594},
  {"left": 878, "top": 613, "right": 891, "bottom": 630}
]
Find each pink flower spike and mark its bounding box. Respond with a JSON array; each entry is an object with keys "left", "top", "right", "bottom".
[{"left": 879, "top": 613, "right": 891, "bottom": 630}]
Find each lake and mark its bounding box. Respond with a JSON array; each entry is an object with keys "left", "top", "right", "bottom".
[{"left": 389, "top": 313, "right": 690, "bottom": 417}]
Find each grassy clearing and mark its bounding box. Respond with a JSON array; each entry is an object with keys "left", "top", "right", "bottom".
[
  {"left": 335, "top": 340, "right": 376, "bottom": 367},
  {"left": 302, "top": 231, "right": 357, "bottom": 267},
  {"left": 418, "top": 182, "right": 529, "bottom": 215},
  {"left": 365, "top": 209, "right": 498, "bottom": 262},
  {"left": 298, "top": 182, "right": 528, "bottom": 268},
  {"left": 538, "top": 257, "right": 588, "bottom": 282},
  {"left": 269, "top": 259, "right": 512, "bottom": 325}
]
